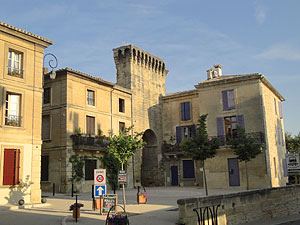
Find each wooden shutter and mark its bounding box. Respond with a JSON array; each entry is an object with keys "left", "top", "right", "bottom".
[
  {"left": 222, "top": 90, "right": 228, "bottom": 111},
  {"left": 42, "top": 115, "right": 50, "bottom": 140},
  {"left": 86, "top": 116, "right": 95, "bottom": 135},
  {"left": 217, "top": 117, "right": 225, "bottom": 144},
  {"left": 191, "top": 124, "right": 196, "bottom": 136},
  {"left": 185, "top": 102, "right": 191, "bottom": 120},
  {"left": 182, "top": 160, "right": 195, "bottom": 178},
  {"left": 3, "top": 149, "right": 19, "bottom": 185},
  {"left": 176, "top": 126, "right": 182, "bottom": 144},
  {"left": 278, "top": 101, "right": 283, "bottom": 119},
  {"left": 237, "top": 115, "right": 245, "bottom": 128},
  {"left": 227, "top": 90, "right": 235, "bottom": 110},
  {"left": 180, "top": 103, "right": 185, "bottom": 120}
]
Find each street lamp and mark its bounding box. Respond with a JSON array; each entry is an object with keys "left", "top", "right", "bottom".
[{"left": 43, "top": 53, "right": 58, "bottom": 79}]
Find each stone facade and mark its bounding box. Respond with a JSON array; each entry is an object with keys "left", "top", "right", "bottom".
[{"left": 0, "top": 22, "right": 52, "bottom": 204}]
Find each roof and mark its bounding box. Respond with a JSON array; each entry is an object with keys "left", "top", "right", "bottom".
[
  {"left": 0, "top": 22, "right": 53, "bottom": 46},
  {"left": 195, "top": 73, "right": 285, "bottom": 101},
  {"left": 162, "top": 89, "right": 198, "bottom": 100},
  {"left": 54, "top": 67, "right": 132, "bottom": 94}
]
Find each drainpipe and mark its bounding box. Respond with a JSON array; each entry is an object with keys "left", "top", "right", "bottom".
[
  {"left": 110, "top": 88, "right": 114, "bottom": 135},
  {"left": 131, "top": 93, "right": 135, "bottom": 187}
]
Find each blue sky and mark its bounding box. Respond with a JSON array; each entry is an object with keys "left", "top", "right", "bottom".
[{"left": 1, "top": 0, "right": 299, "bottom": 135}]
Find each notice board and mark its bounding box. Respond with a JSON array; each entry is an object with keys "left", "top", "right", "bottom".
[{"left": 102, "top": 194, "right": 117, "bottom": 214}]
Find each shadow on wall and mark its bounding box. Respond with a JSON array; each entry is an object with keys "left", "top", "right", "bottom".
[{"left": 5, "top": 175, "right": 33, "bottom": 205}]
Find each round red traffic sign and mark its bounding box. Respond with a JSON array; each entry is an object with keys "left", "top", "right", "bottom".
[{"left": 96, "top": 175, "right": 104, "bottom": 183}]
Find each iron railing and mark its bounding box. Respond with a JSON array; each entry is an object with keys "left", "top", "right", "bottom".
[
  {"left": 70, "top": 135, "right": 110, "bottom": 151},
  {"left": 193, "top": 204, "right": 220, "bottom": 225},
  {"left": 8, "top": 67, "right": 23, "bottom": 78},
  {"left": 5, "top": 115, "right": 21, "bottom": 127}
]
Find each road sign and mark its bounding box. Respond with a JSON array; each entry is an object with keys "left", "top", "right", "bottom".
[
  {"left": 118, "top": 170, "right": 127, "bottom": 184},
  {"left": 94, "top": 169, "right": 106, "bottom": 185},
  {"left": 286, "top": 153, "right": 300, "bottom": 175},
  {"left": 94, "top": 185, "right": 106, "bottom": 197}
]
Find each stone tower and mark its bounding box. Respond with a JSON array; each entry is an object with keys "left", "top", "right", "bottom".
[{"left": 113, "top": 45, "right": 168, "bottom": 186}]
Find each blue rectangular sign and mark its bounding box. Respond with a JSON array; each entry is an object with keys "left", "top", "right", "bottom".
[{"left": 94, "top": 185, "right": 106, "bottom": 197}]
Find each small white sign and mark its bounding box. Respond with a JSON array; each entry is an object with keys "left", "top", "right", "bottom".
[
  {"left": 94, "top": 169, "right": 106, "bottom": 185},
  {"left": 286, "top": 153, "right": 300, "bottom": 174}
]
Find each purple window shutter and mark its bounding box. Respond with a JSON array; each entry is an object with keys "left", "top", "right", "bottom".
[
  {"left": 176, "top": 126, "right": 182, "bottom": 144},
  {"left": 283, "top": 159, "right": 288, "bottom": 177},
  {"left": 237, "top": 115, "right": 245, "bottom": 128},
  {"left": 274, "top": 99, "right": 277, "bottom": 115},
  {"left": 185, "top": 102, "right": 191, "bottom": 120},
  {"left": 217, "top": 117, "right": 225, "bottom": 144},
  {"left": 227, "top": 89, "right": 235, "bottom": 110},
  {"left": 222, "top": 90, "right": 228, "bottom": 111},
  {"left": 181, "top": 103, "right": 185, "bottom": 120},
  {"left": 278, "top": 101, "right": 283, "bottom": 119},
  {"left": 191, "top": 124, "right": 196, "bottom": 136}
]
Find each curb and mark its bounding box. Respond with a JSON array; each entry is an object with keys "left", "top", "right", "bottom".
[{"left": 61, "top": 215, "right": 70, "bottom": 225}]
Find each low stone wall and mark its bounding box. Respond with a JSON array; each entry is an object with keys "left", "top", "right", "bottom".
[{"left": 177, "top": 185, "right": 300, "bottom": 225}]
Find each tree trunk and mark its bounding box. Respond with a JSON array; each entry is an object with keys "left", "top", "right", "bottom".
[
  {"left": 121, "top": 163, "right": 126, "bottom": 210},
  {"left": 245, "top": 161, "right": 249, "bottom": 190},
  {"left": 203, "top": 160, "right": 208, "bottom": 196}
]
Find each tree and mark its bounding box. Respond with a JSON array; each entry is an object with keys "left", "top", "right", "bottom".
[
  {"left": 69, "top": 154, "right": 86, "bottom": 192},
  {"left": 180, "top": 114, "right": 220, "bottom": 196},
  {"left": 108, "top": 126, "right": 145, "bottom": 208},
  {"left": 101, "top": 152, "right": 121, "bottom": 194},
  {"left": 285, "top": 132, "right": 300, "bottom": 153},
  {"left": 228, "top": 126, "right": 263, "bottom": 190}
]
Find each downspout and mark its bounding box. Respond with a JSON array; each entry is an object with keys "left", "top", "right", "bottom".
[
  {"left": 131, "top": 93, "right": 135, "bottom": 187},
  {"left": 259, "top": 79, "right": 272, "bottom": 188},
  {"left": 110, "top": 88, "right": 114, "bottom": 135}
]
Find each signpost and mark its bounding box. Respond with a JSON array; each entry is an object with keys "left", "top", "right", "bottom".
[
  {"left": 118, "top": 170, "right": 127, "bottom": 185},
  {"left": 286, "top": 153, "right": 300, "bottom": 175}
]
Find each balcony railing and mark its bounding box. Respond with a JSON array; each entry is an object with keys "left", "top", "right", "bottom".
[
  {"left": 70, "top": 135, "right": 110, "bottom": 151},
  {"left": 5, "top": 115, "right": 21, "bottom": 127},
  {"left": 8, "top": 67, "right": 23, "bottom": 78}
]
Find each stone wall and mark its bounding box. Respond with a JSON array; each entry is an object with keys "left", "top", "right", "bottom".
[{"left": 177, "top": 185, "right": 300, "bottom": 225}]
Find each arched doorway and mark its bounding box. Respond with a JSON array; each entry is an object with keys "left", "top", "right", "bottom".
[{"left": 141, "top": 129, "right": 158, "bottom": 186}]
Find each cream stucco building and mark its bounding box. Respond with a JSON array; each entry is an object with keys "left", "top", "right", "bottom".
[{"left": 0, "top": 22, "right": 52, "bottom": 204}]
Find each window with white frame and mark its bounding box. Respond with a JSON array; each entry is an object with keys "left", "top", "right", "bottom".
[
  {"left": 5, "top": 92, "right": 21, "bottom": 127},
  {"left": 8, "top": 49, "right": 23, "bottom": 78},
  {"left": 87, "top": 90, "right": 95, "bottom": 106}
]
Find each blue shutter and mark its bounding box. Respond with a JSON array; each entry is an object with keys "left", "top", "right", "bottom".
[
  {"left": 237, "top": 115, "right": 244, "bottom": 128},
  {"left": 222, "top": 90, "right": 228, "bottom": 111},
  {"left": 282, "top": 159, "right": 288, "bottom": 177},
  {"left": 181, "top": 103, "right": 185, "bottom": 121},
  {"left": 217, "top": 117, "right": 225, "bottom": 144},
  {"left": 185, "top": 102, "right": 191, "bottom": 120},
  {"left": 278, "top": 101, "right": 283, "bottom": 119},
  {"left": 191, "top": 124, "right": 196, "bottom": 136},
  {"left": 227, "top": 89, "right": 235, "bottom": 110},
  {"left": 176, "top": 126, "right": 182, "bottom": 144}
]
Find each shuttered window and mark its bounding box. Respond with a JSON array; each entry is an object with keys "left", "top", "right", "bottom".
[
  {"left": 119, "top": 122, "right": 125, "bottom": 133},
  {"left": 41, "top": 155, "right": 49, "bottom": 181},
  {"left": 222, "top": 89, "right": 235, "bottom": 111},
  {"left": 274, "top": 98, "right": 277, "bottom": 115},
  {"left": 180, "top": 102, "right": 191, "bottom": 121},
  {"left": 42, "top": 115, "right": 51, "bottom": 140},
  {"left": 278, "top": 101, "right": 283, "bottom": 119},
  {"left": 182, "top": 160, "right": 195, "bottom": 179},
  {"left": 217, "top": 115, "right": 244, "bottom": 144},
  {"left": 86, "top": 116, "right": 95, "bottom": 135},
  {"left": 176, "top": 125, "right": 196, "bottom": 144},
  {"left": 3, "top": 149, "right": 20, "bottom": 185},
  {"left": 85, "top": 159, "right": 97, "bottom": 180}
]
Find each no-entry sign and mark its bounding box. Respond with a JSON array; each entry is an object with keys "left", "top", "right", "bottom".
[{"left": 94, "top": 169, "right": 106, "bottom": 185}]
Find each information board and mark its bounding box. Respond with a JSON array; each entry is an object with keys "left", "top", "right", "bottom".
[
  {"left": 102, "top": 194, "right": 117, "bottom": 214},
  {"left": 118, "top": 170, "right": 127, "bottom": 184}
]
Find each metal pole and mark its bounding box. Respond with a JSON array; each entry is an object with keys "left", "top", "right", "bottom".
[
  {"left": 75, "top": 195, "right": 78, "bottom": 223},
  {"left": 92, "top": 185, "right": 95, "bottom": 211},
  {"left": 72, "top": 183, "right": 74, "bottom": 197},
  {"left": 53, "top": 183, "right": 55, "bottom": 196}
]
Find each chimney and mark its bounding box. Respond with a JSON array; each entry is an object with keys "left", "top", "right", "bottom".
[
  {"left": 206, "top": 69, "right": 213, "bottom": 80},
  {"left": 214, "top": 64, "right": 222, "bottom": 77}
]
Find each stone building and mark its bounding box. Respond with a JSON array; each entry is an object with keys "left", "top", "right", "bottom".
[
  {"left": 0, "top": 22, "right": 52, "bottom": 204},
  {"left": 162, "top": 65, "right": 287, "bottom": 189}
]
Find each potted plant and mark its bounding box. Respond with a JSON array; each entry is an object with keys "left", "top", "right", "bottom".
[
  {"left": 106, "top": 214, "right": 129, "bottom": 225},
  {"left": 69, "top": 203, "right": 84, "bottom": 219}
]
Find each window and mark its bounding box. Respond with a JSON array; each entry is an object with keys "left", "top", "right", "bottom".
[
  {"left": 176, "top": 125, "right": 196, "bottom": 144},
  {"left": 42, "top": 115, "right": 51, "bottom": 140},
  {"left": 224, "top": 116, "right": 237, "bottom": 141},
  {"left": 8, "top": 49, "right": 23, "bottom": 78},
  {"left": 87, "top": 90, "right": 95, "bottom": 106},
  {"left": 85, "top": 159, "right": 97, "bottom": 180},
  {"left": 119, "top": 98, "right": 125, "bottom": 113},
  {"left": 119, "top": 122, "right": 125, "bottom": 133},
  {"left": 41, "top": 155, "right": 49, "bottom": 181},
  {"left": 86, "top": 116, "right": 95, "bottom": 135},
  {"left": 182, "top": 160, "right": 195, "bottom": 179},
  {"left": 3, "top": 149, "right": 20, "bottom": 185},
  {"left": 43, "top": 88, "right": 51, "bottom": 105},
  {"left": 5, "top": 92, "right": 21, "bottom": 127},
  {"left": 222, "top": 89, "right": 235, "bottom": 111},
  {"left": 181, "top": 102, "right": 191, "bottom": 121}
]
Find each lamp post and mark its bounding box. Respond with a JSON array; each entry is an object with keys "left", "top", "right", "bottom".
[{"left": 43, "top": 53, "right": 58, "bottom": 79}]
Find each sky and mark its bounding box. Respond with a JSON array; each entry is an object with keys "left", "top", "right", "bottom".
[{"left": 1, "top": 0, "right": 299, "bottom": 135}]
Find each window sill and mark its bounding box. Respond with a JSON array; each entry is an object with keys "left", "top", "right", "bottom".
[
  {"left": 2, "top": 125, "right": 25, "bottom": 130},
  {"left": 42, "top": 139, "right": 52, "bottom": 143},
  {"left": 182, "top": 178, "right": 196, "bottom": 181}
]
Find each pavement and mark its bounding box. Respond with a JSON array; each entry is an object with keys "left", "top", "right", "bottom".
[{"left": 1, "top": 186, "right": 300, "bottom": 225}]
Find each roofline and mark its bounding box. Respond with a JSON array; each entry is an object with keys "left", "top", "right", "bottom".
[
  {"left": 54, "top": 68, "right": 132, "bottom": 95},
  {"left": 0, "top": 22, "right": 53, "bottom": 46},
  {"left": 162, "top": 89, "right": 198, "bottom": 100},
  {"left": 195, "top": 73, "right": 285, "bottom": 101}
]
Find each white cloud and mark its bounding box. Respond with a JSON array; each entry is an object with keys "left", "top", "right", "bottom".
[
  {"left": 256, "top": 44, "right": 300, "bottom": 61},
  {"left": 254, "top": 4, "right": 266, "bottom": 24}
]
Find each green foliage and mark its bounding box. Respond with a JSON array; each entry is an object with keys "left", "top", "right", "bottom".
[
  {"left": 228, "top": 126, "right": 263, "bottom": 162},
  {"left": 101, "top": 152, "right": 121, "bottom": 190},
  {"left": 69, "top": 154, "right": 86, "bottom": 183},
  {"left": 108, "top": 126, "right": 145, "bottom": 165},
  {"left": 180, "top": 114, "right": 220, "bottom": 161},
  {"left": 74, "top": 127, "right": 82, "bottom": 136},
  {"left": 285, "top": 132, "right": 300, "bottom": 153}
]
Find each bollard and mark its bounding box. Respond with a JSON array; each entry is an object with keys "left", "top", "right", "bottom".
[
  {"left": 53, "top": 183, "right": 55, "bottom": 196},
  {"left": 75, "top": 195, "right": 78, "bottom": 223}
]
